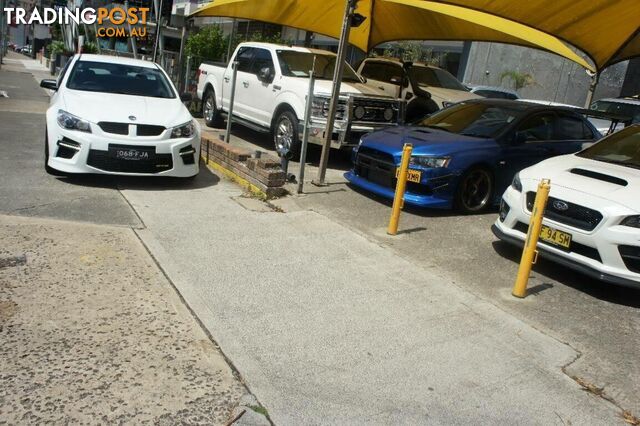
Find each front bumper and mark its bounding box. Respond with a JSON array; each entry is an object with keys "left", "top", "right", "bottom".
[
  {"left": 344, "top": 169, "right": 454, "bottom": 209},
  {"left": 305, "top": 120, "right": 395, "bottom": 149},
  {"left": 494, "top": 185, "right": 640, "bottom": 288},
  {"left": 46, "top": 120, "right": 200, "bottom": 178}
]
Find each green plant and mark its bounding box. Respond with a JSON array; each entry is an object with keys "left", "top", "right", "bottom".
[
  {"left": 229, "top": 31, "right": 285, "bottom": 54},
  {"left": 500, "top": 70, "right": 536, "bottom": 91},
  {"left": 82, "top": 41, "right": 97, "bottom": 54},
  {"left": 185, "top": 25, "right": 227, "bottom": 62},
  {"left": 382, "top": 41, "right": 446, "bottom": 66},
  {"left": 49, "top": 40, "right": 65, "bottom": 56}
]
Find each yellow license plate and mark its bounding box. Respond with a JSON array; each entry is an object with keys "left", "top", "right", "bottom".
[
  {"left": 539, "top": 225, "right": 572, "bottom": 249},
  {"left": 395, "top": 168, "right": 422, "bottom": 183}
]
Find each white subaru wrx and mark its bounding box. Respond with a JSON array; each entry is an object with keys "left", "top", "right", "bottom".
[
  {"left": 41, "top": 54, "right": 200, "bottom": 177},
  {"left": 493, "top": 125, "right": 640, "bottom": 288}
]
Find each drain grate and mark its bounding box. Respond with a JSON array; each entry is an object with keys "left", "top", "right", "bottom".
[{"left": 0, "top": 255, "right": 27, "bottom": 269}]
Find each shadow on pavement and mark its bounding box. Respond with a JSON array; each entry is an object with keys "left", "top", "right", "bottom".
[
  {"left": 53, "top": 160, "right": 220, "bottom": 191},
  {"left": 492, "top": 240, "right": 640, "bottom": 307}
]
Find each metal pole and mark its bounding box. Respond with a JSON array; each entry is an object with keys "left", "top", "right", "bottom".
[
  {"left": 225, "top": 18, "right": 236, "bottom": 63},
  {"left": 0, "top": 0, "right": 5, "bottom": 69},
  {"left": 512, "top": 179, "right": 551, "bottom": 298},
  {"left": 584, "top": 71, "right": 600, "bottom": 108},
  {"left": 297, "top": 57, "right": 317, "bottom": 194},
  {"left": 125, "top": 1, "right": 137, "bottom": 59},
  {"left": 224, "top": 61, "right": 239, "bottom": 143},
  {"left": 387, "top": 143, "right": 413, "bottom": 235},
  {"left": 183, "top": 55, "right": 192, "bottom": 93},
  {"left": 177, "top": 24, "right": 187, "bottom": 89},
  {"left": 313, "top": 0, "right": 357, "bottom": 186},
  {"left": 93, "top": 22, "right": 101, "bottom": 54},
  {"left": 152, "top": 0, "right": 163, "bottom": 63}
]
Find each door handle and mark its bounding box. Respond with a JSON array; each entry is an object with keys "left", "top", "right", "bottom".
[
  {"left": 242, "top": 81, "right": 249, "bottom": 88},
  {"left": 224, "top": 77, "right": 230, "bottom": 83},
  {"left": 378, "top": 86, "right": 385, "bottom": 91}
]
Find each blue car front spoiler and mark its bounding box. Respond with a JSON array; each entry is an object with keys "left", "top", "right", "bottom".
[{"left": 344, "top": 170, "right": 453, "bottom": 209}]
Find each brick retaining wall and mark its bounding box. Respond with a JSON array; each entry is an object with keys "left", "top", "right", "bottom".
[{"left": 200, "top": 132, "right": 287, "bottom": 199}]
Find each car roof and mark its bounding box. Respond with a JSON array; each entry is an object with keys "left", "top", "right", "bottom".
[
  {"left": 594, "top": 97, "right": 640, "bottom": 105},
  {"left": 237, "top": 42, "right": 336, "bottom": 56},
  {"left": 363, "top": 57, "right": 443, "bottom": 70},
  {"left": 75, "top": 54, "right": 161, "bottom": 69},
  {"left": 463, "top": 98, "right": 588, "bottom": 114}
]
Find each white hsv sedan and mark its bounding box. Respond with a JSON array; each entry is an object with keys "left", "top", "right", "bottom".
[
  {"left": 493, "top": 125, "right": 640, "bottom": 288},
  {"left": 41, "top": 54, "right": 200, "bottom": 177}
]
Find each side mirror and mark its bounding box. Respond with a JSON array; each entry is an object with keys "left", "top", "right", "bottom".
[
  {"left": 40, "top": 79, "right": 57, "bottom": 91},
  {"left": 180, "top": 92, "right": 193, "bottom": 102},
  {"left": 258, "top": 67, "right": 273, "bottom": 83},
  {"left": 513, "top": 131, "right": 528, "bottom": 144},
  {"left": 390, "top": 76, "right": 402, "bottom": 86}
]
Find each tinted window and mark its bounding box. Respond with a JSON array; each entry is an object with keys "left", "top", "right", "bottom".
[
  {"left": 554, "top": 115, "right": 594, "bottom": 140},
  {"left": 248, "top": 48, "right": 274, "bottom": 75},
  {"left": 409, "top": 66, "right": 468, "bottom": 91},
  {"left": 276, "top": 51, "right": 362, "bottom": 83},
  {"left": 66, "top": 61, "right": 175, "bottom": 98},
  {"left": 516, "top": 114, "right": 555, "bottom": 141},
  {"left": 360, "top": 62, "right": 403, "bottom": 84},
  {"left": 591, "top": 100, "right": 640, "bottom": 123},
  {"left": 418, "top": 102, "right": 523, "bottom": 138},
  {"left": 235, "top": 47, "right": 255, "bottom": 72}
]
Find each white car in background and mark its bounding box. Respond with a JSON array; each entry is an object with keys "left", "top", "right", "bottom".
[
  {"left": 589, "top": 96, "right": 640, "bottom": 134},
  {"left": 41, "top": 54, "right": 200, "bottom": 178},
  {"left": 493, "top": 125, "right": 640, "bottom": 288}
]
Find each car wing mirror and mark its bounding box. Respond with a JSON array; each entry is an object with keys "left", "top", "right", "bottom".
[
  {"left": 40, "top": 79, "right": 58, "bottom": 91},
  {"left": 390, "top": 76, "right": 402, "bottom": 86},
  {"left": 180, "top": 92, "right": 193, "bottom": 103},
  {"left": 258, "top": 67, "right": 273, "bottom": 83},
  {"left": 513, "top": 131, "right": 528, "bottom": 144}
]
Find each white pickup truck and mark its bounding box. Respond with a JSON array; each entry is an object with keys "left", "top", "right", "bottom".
[{"left": 196, "top": 42, "right": 401, "bottom": 157}]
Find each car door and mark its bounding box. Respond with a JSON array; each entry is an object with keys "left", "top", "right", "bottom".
[
  {"left": 496, "top": 112, "right": 561, "bottom": 190},
  {"left": 236, "top": 47, "right": 276, "bottom": 128},
  {"left": 552, "top": 113, "right": 599, "bottom": 154},
  {"left": 223, "top": 46, "right": 255, "bottom": 119}
]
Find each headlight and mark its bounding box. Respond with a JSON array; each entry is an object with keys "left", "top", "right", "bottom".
[
  {"left": 57, "top": 109, "right": 91, "bottom": 133},
  {"left": 171, "top": 121, "right": 196, "bottom": 139},
  {"left": 311, "top": 97, "right": 346, "bottom": 120},
  {"left": 353, "top": 105, "right": 366, "bottom": 120},
  {"left": 442, "top": 101, "right": 455, "bottom": 108},
  {"left": 409, "top": 156, "right": 450, "bottom": 168},
  {"left": 511, "top": 173, "right": 522, "bottom": 192},
  {"left": 620, "top": 216, "right": 640, "bottom": 228},
  {"left": 383, "top": 108, "right": 394, "bottom": 121}
]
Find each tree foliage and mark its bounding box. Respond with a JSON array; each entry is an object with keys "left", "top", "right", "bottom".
[
  {"left": 381, "top": 41, "right": 446, "bottom": 67},
  {"left": 185, "top": 25, "right": 227, "bottom": 62},
  {"left": 500, "top": 70, "right": 536, "bottom": 91}
]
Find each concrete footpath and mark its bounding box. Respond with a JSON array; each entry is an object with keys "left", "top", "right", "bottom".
[
  {"left": 123, "top": 172, "right": 622, "bottom": 424},
  {"left": 0, "top": 214, "right": 248, "bottom": 424}
]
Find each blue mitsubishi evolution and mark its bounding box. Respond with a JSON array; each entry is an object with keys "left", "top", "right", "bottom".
[{"left": 345, "top": 99, "right": 602, "bottom": 213}]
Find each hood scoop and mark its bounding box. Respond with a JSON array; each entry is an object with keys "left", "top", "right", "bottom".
[{"left": 570, "top": 168, "right": 628, "bottom": 187}]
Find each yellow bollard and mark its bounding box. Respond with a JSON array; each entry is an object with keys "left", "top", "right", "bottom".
[
  {"left": 387, "top": 143, "right": 413, "bottom": 235},
  {"left": 512, "top": 179, "right": 551, "bottom": 298}
]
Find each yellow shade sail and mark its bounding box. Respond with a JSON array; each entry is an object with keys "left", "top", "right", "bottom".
[
  {"left": 191, "top": 0, "right": 595, "bottom": 71},
  {"left": 430, "top": 0, "right": 640, "bottom": 70}
]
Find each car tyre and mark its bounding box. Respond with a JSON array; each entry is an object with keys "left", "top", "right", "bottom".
[
  {"left": 44, "top": 129, "right": 66, "bottom": 176},
  {"left": 202, "top": 88, "right": 222, "bottom": 128},
  {"left": 454, "top": 166, "right": 494, "bottom": 214},
  {"left": 272, "top": 109, "right": 300, "bottom": 160}
]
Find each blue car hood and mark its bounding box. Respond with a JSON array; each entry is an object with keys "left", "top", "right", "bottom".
[{"left": 361, "top": 126, "right": 497, "bottom": 158}]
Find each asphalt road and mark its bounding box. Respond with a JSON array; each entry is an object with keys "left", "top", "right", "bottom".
[{"left": 198, "top": 118, "right": 640, "bottom": 416}]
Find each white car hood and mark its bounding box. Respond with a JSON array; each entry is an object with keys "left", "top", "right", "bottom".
[
  {"left": 521, "top": 154, "right": 640, "bottom": 211},
  {"left": 61, "top": 89, "right": 190, "bottom": 127},
  {"left": 313, "top": 79, "right": 391, "bottom": 98}
]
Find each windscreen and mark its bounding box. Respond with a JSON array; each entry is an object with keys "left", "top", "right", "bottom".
[
  {"left": 410, "top": 66, "right": 468, "bottom": 91},
  {"left": 590, "top": 100, "right": 640, "bottom": 123},
  {"left": 276, "top": 51, "right": 362, "bottom": 83},
  {"left": 417, "top": 102, "right": 524, "bottom": 138},
  {"left": 577, "top": 126, "right": 640, "bottom": 169},
  {"left": 66, "top": 60, "right": 176, "bottom": 99}
]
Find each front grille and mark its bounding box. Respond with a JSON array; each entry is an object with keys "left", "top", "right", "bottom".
[
  {"left": 514, "top": 222, "right": 602, "bottom": 262},
  {"left": 99, "top": 122, "right": 128, "bottom": 135},
  {"left": 526, "top": 192, "right": 603, "bottom": 231},
  {"left": 354, "top": 147, "right": 396, "bottom": 189},
  {"left": 619, "top": 245, "right": 640, "bottom": 273},
  {"left": 87, "top": 149, "right": 173, "bottom": 174},
  {"left": 353, "top": 99, "right": 398, "bottom": 123},
  {"left": 137, "top": 124, "right": 165, "bottom": 136}
]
